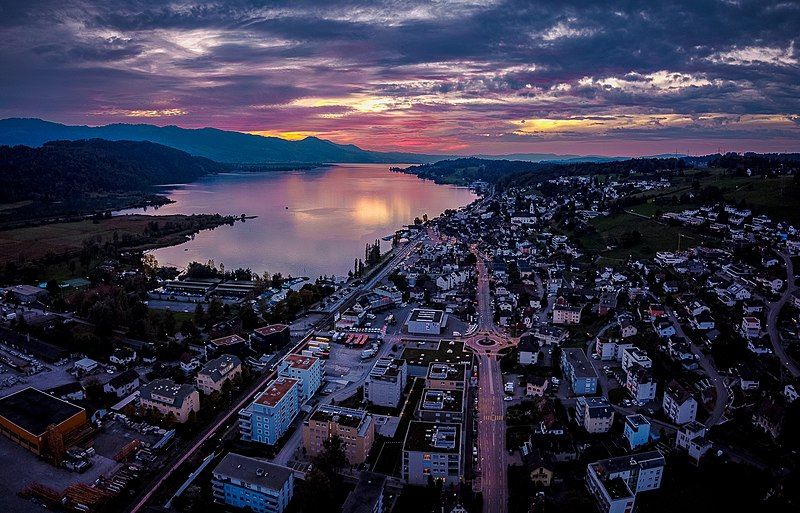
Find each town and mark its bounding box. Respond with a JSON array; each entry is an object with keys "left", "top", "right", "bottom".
[{"left": 1, "top": 160, "right": 800, "bottom": 513}]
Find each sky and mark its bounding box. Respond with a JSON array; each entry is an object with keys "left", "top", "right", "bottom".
[{"left": 1, "top": 0, "right": 799, "bottom": 156}]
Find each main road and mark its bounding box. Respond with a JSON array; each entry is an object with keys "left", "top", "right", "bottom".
[{"left": 462, "top": 246, "right": 512, "bottom": 513}]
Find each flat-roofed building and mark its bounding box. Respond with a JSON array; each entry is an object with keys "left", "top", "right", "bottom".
[
  {"left": 417, "top": 388, "right": 465, "bottom": 423},
  {"left": 303, "top": 405, "right": 375, "bottom": 464},
  {"left": 139, "top": 379, "right": 200, "bottom": 424},
  {"left": 212, "top": 452, "right": 294, "bottom": 513},
  {"left": 586, "top": 451, "right": 665, "bottom": 513},
  {"left": 624, "top": 414, "right": 651, "bottom": 449},
  {"left": 575, "top": 396, "right": 614, "bottom": 433},
  {"left": 560, "top": 348, "right": 598, "bottom": 395},
  {"left": 278, "top": 354, "right": 323, "bottom": 404},
  {"left": 341, "top": 471, "right": 386, "bottom": 513},
  {"left": 239, "top": 377, "right": 300, "bottom": 445},
  {"left": 196, "top": 355, "right": 242, "bottom": 395},
  {"left": 402, "top": 421, "right": 462, "bottom": 485},
  {"left": 364, "top": 358, "right": 407, "bottom": 408},
  {"left": 0, "top": 387, "right": 88, "bottom": 456},
  {"left": 207, "top": 334, "right": 249, "bottom": 358},
  {"left": 425, "top": 362, "right": 468, "bottom": 390},
  {"left": 250, "top": 324, "right": 290, "bottom": 353},
  {"left": 405, "top": 308, "right": 448, "bottom": 335}
]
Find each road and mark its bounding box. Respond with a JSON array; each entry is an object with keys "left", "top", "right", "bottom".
[
  {"left": 664, "top": 307, "right": 730, "bottom": 427},
  {"left": 462, "top": 246, "right": 510, "bottom": 513},
  {"left": 128, "top": 236, "right": 421, "bottom": 513},
  {"left": 766, "top": 251, "right": 800, "bottom": 378}
]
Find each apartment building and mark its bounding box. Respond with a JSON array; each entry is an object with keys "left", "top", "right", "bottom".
[
  {"left": 303, "top": 405, "right": 375, "bottom": 464},
  {"left": 575, "top": 396, "right": 614, "bottom": 433},
  {"left": 402, "top": 421, "right": 462, "bottom": 486},
  {"left": 278, "top": 354, "right": 323, "bottom": 404},
  {"left": 416, "top": 388, "right": 465, "bottom": 423},
  {"left": 621, "top": 347, "right": 652, "bottom": 373},
  {"left": 560, "top": 348, "right": 598, "bottom": 395},
  {"left": 552, "top": 304, "right": 583, "bottom": 325},
  {"left": 212, "top": 452, "right": 294, "bottom": 513},
  {"left": 425, "top": 362, "right": 468, "bottom": 391},
  {"left": 625, "top": 364, "right": 657, "bottom": 404},
  {"left": 196, "top": 355, "right": 242, "bottom": 395},
  {"left": 364, "top": 358, "right": 407, "bottom": 408},
  {"left": 586, "top": 451, "right": 665, "bottom": 513},
  {"left": 239, "top": 377, "right": 300, "bottom": 445},
  {"left": 623, "top": 414, "right": 651, "bottom": 449},
  {"left": 139, "top": 379, "right": 200, "bottom": 424},
  {"left": 663, "top": 380, "right": 698, "bottom": 425}
]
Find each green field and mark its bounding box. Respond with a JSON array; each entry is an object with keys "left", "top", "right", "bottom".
[
  {"left": 630, "top": 168, "right": 800, "bottom": 224},
  {"left": 579, "top": 212, "right": 715, "bottom": 261}
]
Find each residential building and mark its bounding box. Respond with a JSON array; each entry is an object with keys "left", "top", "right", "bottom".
[
  {"left": 586, "top": 451, "right": 665, "bottom": 513},
  {"left": 402, "top": 421, "right": 461, "bottom": 485},
  {"left": 278, "top": 354, "right": 323, "bottom": 403},
  {"left": 740, "top": 316, "right": 762, "bottom": 339},
  {"left": 103, "top": 369, "right": 140, "bottom": 398},
  {"left": 207, "top": 334, "right": 249, "bottom": 358},
  {"left": 417, "top": 389, "right": 465, "bottom": 423},
  {"left": 560, "top": 348, "right": 598, "bottom": 395},
  {"left": 575, "top": 396, "right": 614, "bottom": 433},
  {"left": 517, "top": 335, "right": 540, "bottom": 365},
  {"left": 196, "top": 355, "right": 242, "bottom": 395},
  {"left": 552, "top": 304, "right": 583, "bottom": 325},
  {"left": 250, "top": 324, "right": 290, "bottom": 353},
  {"left": 675, "top": 421, "right": 712, "bottom": 462},
  {"left": 139, "top": 379, "right": 200, "bottom": 424},
  {"left": 621, "top": 347, "right": 652, "bottom": 373},
  {"left": 211, "top": 452, "right": 294, "bottom": 513},
  {"left": 341, "top": 472, "right": 386, "bottom": 513},
  {"left": 625, "top": 364, "right": 657, "bottom": 404},
  {"left": 662, "top": 380, "right": 698, "bottom": 425},
  {"left": 624, "top": 414, "right": 651, "bottom": 449},
  {"left": 595, "top": 336, "right": 634, "bottom": 361},
  {"left": 364, "top": 358, "right": 407, "bottom": 408},
  {"left": 526, "top": 376, "right": 549, "bottom": 397},
  {"left": 426, "top": 362, "right": 468, "bottom": 390},
  {"left": 303, "top": 405, "right": 375, "bottom": 464},
  {"left": 239, "top": 377, "right": 300, "bottom": 445}
]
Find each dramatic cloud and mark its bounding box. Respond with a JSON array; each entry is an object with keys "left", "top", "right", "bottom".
[{"left": 1, "top": 0, "right": 799, "bottom": 155}]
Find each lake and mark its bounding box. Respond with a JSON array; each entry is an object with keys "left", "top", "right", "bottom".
[{"left": 122, "top": 163, "right": 477, "bottom": 278}]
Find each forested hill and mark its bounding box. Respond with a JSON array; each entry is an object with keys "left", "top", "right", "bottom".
[
  {"left": 401, "top": 157, "right": 687, "bottom": 187},
  {"left": 0, "top": 139, "right": 227, "bottom": 202}
]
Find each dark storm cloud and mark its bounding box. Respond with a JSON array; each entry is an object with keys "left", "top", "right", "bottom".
[{"left": 0, "top": 0, "right": 798, "bottom": 154}]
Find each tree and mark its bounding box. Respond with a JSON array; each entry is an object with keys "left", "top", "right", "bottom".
[{"left": 142, "top": 253, "right": 159, "bottom": 279}]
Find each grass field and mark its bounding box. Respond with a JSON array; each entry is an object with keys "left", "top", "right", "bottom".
[
  {"left": 579, "top": 212, "right": 716, "bottom": 261},
  {"left": 630, "top": 168, "right": 800, "bottom": 224},
  {"left": 0, "top": 214, "right": 232, "bottom": 265}
]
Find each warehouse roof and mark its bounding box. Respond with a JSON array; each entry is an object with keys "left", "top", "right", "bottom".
[{"left": 0, "top": 387, "right": 85, "bottom": 436}]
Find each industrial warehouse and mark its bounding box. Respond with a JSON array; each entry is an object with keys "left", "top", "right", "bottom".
[{"left": 0, "top": 387, "right": 89, "bottom": 459}]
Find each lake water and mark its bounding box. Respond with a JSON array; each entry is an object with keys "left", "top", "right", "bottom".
[{"left": 122, "top": 164, "right": 477, "bottom": 278}]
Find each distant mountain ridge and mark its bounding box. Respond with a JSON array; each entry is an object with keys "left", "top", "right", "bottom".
[
  {"left": 0, "top": 118, "right": 447, "bottom": 164},
  {"left": 0, "top": 118, "right": 684, "bottom": 166}
]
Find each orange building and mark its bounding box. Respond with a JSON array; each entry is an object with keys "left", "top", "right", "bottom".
[
  {"left": 303, "top": 405, "right": 374, "bottom": 465},
  {"left": 0, "top": 387, "right": 88, "bottom": 456}
]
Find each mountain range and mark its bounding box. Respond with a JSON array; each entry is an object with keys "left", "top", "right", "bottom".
[{"left": 0, "top": 118, "right": 675, "bottom": 165}]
